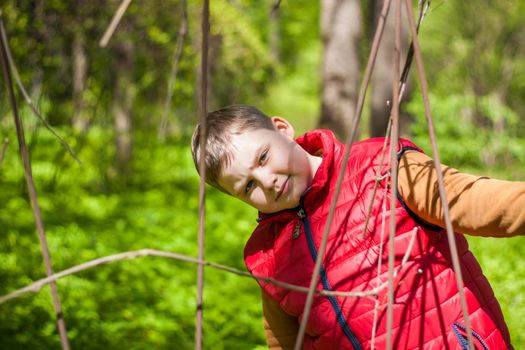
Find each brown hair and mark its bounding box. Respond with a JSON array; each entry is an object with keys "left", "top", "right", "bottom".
[{"left": 191, "top": 105, "right": 275, "bottom": 192}]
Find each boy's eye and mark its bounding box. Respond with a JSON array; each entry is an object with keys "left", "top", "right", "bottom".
[
  {"left": 245, "top": 180, "right": 254, "bottom": 194},
  {"left": 259, "top": 150, "right": 268, "bottom": 164}
]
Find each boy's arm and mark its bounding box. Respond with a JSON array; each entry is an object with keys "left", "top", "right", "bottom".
[
  {"left": 261, "top": 291, "right": 299, "bottom": 350},
  {"left": 398, "top": 150, "right": 525, "bottom": 237}
]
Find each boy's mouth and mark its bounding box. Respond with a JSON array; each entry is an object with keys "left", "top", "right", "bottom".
[{"left": 275, "top": 176, "right": 290, "bottom": 201}]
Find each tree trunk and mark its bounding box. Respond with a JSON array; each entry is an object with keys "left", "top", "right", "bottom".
[
  {"left": 31, "top": 0, "right": 46, "bottom": 100},
  {"left": 72, "top": 29, "right": 89, "bottom": 131},
  {"left": 113, "top": 40, "right": 134, "bottom": 173},
  {"left": 319, "top": 0, "right": 361, "bottom": 140},
  {"left": 369, "top": 0, "right": 411, "bottom": 138},
  {"left": 269, "top": 3, "right": 281, "bottom": 62}
]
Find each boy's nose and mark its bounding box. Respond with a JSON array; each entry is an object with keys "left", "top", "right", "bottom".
[
  {"left": 262, "top": 175, "right": 277, "bottom": 191},
  {"left": 255, "top": 169, "right": 277, "bottom": 191}
]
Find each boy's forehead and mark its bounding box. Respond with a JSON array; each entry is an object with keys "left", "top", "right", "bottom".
[
  {"left": 219, "top": 129, "right": 277, "bottom": 186},
  {"left": 226, "top": 131, "right": 263, "bottom": 165}
]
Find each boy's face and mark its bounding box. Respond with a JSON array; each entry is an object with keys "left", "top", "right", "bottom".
[{"left": 218, "top": 117, "right": 321, "bottom": 214}]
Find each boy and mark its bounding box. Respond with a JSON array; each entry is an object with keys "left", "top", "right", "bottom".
[{"left": 191, "top": 105, "right": 524, "bottom": 350}]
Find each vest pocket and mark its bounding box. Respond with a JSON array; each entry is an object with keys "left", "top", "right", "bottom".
[{"left": 451, "top": 322, "right": 490, "bottom": 350}]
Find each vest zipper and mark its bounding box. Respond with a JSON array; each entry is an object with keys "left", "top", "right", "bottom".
[
  {"left": 299, "top": 204, "right": 363, "bottom": 350},
  {"left": 292, "top": 208, "right": 306, "bottom": 239}
]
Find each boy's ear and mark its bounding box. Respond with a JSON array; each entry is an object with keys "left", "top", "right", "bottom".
[{"left": 270, "top": 116, "right": 295, "bottom": 140}]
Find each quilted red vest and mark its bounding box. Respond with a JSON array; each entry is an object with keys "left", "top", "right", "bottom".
[{"left": 244, "top": 130, "right": 511, "bottom": 350}]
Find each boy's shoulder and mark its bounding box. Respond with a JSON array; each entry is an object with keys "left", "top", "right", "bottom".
[{"left": 351, "top": 137, "right": 424, "bottom": 156}]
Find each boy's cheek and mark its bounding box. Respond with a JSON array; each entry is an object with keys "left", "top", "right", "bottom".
[{"left": 242, "top": 192, "right": 259, "bottom": 209}]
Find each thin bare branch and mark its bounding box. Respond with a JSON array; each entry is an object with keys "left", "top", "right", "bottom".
[
  {"left": 158, "top": 0, "right": 188, "bottom": 140},
  {"left": 430, "top": 0, "right": 445, "bottom": 13},
  {"left": 0, "top": 234, "right": 419, "bottom": 306},
  {"left": 196, "top": 0, "right": 210, "bottom": 349},
  {"left": 399, "top": 0, "right": 431, "bottom": 100},
  {"left": 362, "top": 0, "right": 431, "bottom": 241},
  {"left": 0, "top": 19, "right": 71, "bottom": 350},
  {"left": 404, "top": 0, "right": 474, "bottom": 348},
  {"left": 362, "top": 1, "right": 427, "bottom": 239},
  {"left": 370, "top": 189, "right": 389, "bottom": 350},
  {"left": 294, "top": 0, "right": 394, "bottom": 348},
  {"left": 0, "top": 12, "right": 81, "bottom": 165},
  {"left": 362, "top": 120, "right": 392, "bottom": 240},
  {"left": 99, "top": 0, "right": 133, "bottom": 48},
  {"left": 0, "top": 137, "right": 8, "bottom": 167},
  {"left": 386, "top": 1, "right": 402, "bottom": 348}
]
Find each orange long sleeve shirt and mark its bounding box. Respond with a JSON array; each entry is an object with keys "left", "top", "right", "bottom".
[{"left": 260, "top": 150, "right": 525, "bottom": 350}]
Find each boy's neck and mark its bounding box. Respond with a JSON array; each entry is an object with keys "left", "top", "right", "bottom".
[{"left": 307, "top": 153, "right": 323, "bottom": 184}]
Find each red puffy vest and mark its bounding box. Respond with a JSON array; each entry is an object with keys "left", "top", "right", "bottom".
[{"left": 244, "top": 130, "right": 511, "bottom": 349}]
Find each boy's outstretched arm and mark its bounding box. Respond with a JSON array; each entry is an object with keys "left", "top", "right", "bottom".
[
  {"left": 398, "top": 150, "right": 525, "bottom": 237},
  {"left": 262, "top": 291, "right": 298, "bottom": 350}
]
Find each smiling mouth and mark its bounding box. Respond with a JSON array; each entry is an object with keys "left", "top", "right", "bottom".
[{"left": 275, "top": 176, "right": 290, "bottom": 201}]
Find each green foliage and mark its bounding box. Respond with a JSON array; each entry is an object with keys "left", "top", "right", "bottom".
[
  {"left": 406, "top": 92, "right": 525, "bottom": 175},
  {"left": 0, "top": 128, "right": 264, "bottom": 349},
  {"left": 260, "top": 41, "right": 321, "bottom": 135},
  {"left": 1, "top": 0, "right": 525, "bottom": 348},
  {"left": 209, "top": 1, "right": 276, "bottom": 104},
  {"left": 468, "top": 236, "right": 525, "bottom": 348},
  {"left": 418, "top": 1, "right": 525, "bottom": 134}
]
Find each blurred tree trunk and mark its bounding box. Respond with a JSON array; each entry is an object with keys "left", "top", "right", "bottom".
[
  {"left": 369, "top": 0, "right": 411, "bottom": 137},
  {"left": 113, "top": 39, "right": 135, "bottom": 173},
  {"left": 269, "top": 4, "right": 281, "bottom": 61},
  {"left": 31, "top": 0, "right": 46, "bottom": 99},
  {"left": 72, "top": 28, "right": 89, "bottom": 131},
  {"left": 318, "top": 0, "right": 361, "bottom": 140}
]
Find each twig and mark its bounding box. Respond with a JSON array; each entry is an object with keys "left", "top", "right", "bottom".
[
  {"left": 196, "top": 0, "right": 210, "bottom": 349},
  {"left": 399, "top": 0, "right": 431, "bottom": 101},
  {"left": 404, "top": 0, "right": 475, "bottom": 349},
  {"left": 158, "top": 0, "right": 188, "bottom": 140},
  {"left": 370, "top": 183, "right": 391, "bottom": 350},
  {"left": 294, "top": 0, "right": 394, "bottom": 349},
  {"left": 362, "top": 0, "right": 431, "bottom": 240},
  {"left": 0, "top": 237, "right": 419, "bottom": 306},
  {"left": 271, "top": 0, "right": 282, "bottom": 15},
  {"left": 430, "top": 0, "right": 445, "bottom": 13},
  {"left": 0, "top": 137, "right": 8, "bottom": 167},
  {"left": 99, "top": 0, "right": 133, "bottom": 48},
  {"left": 386, "top": 1, "right": 402, "bottom": 348},
  {"left": 0, "top": 19, "right": 71, "bottom": 350},
  {"left": 0, "top": 12, "right": 81, "bottom": 165},
  {"left": 362, "top": 115, "right": 392, "bottom": 240}
]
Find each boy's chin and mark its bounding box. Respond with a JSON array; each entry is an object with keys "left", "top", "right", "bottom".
[{"left": 261, "top": 201, "right": 301, "bottom": 214}]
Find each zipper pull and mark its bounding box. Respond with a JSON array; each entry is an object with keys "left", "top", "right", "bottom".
[
  {"left": 293, "top": 208, "right": 306, "bottom": 240},
  {"left": 292, "top": 222, "right": 302, "bottom": 239}
]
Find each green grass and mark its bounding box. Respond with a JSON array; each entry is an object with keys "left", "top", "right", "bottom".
[
  {"left": 0, "top": 125, "right": 523, "bottom": 348},
  {"left": 468, "top": 235, "right": 525, "bottom": 347}
]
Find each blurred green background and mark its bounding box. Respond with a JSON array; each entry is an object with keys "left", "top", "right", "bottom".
[{"left": 1, "top": 0, "right": 524, "bottom": 349}]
